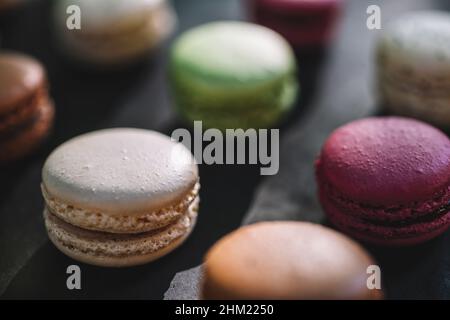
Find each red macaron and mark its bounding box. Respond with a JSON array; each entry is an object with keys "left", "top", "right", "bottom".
[
  {"left": 247, "top": 0, "right": 343, "bottom": 49},
  {"left": 316, "top": 117, "right": 450, "bottom": 246}
]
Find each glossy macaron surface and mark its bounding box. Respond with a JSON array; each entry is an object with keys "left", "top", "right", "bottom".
[
  {"left": 0, "top": 53, "right": 44, "bottom": 113},
  {"left": 0, "top": 52, "right": 54, "bottom": 163},
  {"left": 202, "top": 222, "right": 382, "bottom": 300}
]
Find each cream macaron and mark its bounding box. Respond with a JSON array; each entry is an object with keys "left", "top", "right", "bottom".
[
  {"left": 376, "top": 11, "right": 450, "bottom": 127},
  {"left": 53, "top": 0, "right": 176, "bottom": 66},
  {"left": 42, "top": 128, "right": 199, "bottom": 267},
  {"left": 202, "top": 222, "right": 383, "bottom": 300}
]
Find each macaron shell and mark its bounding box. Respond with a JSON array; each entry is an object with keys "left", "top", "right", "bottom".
[
  {"left": 320, "top": 188, "right": 450, "bottom": 246},
  {"left": 42, "top": 128, "right": 198, "bottom": 215},
  {"left": 318, "top": 117, "right": 450, "bottom": 206},
  {"left": 55, "top": 0, "right": 167, "bottom": 29},
  {"left": 171, "top": 22, "right": 294, "bottom": 83},
  {"left": 202, "top": 222, "right": 381, "bottom": 300},
  {"left": 0, "top": 53, "right": 44, "bottom": 115},
  {"left": 42, "top": 182, "right": 200, "bottom": 234},
  {"left": 377, "top": 11, "right": 450, "bottom": 75},
  {"left": 376, "top": 11, "right": 450, "bottom": 126},
  {"left": 170, "top": 21, "right": 298, "bottom": 129},
  {"left": 54, "top": 0, "right": 176, "bottom": 65},
  {"left": 171, "top": 71, "right": 298, "bottom": 129},
  {"left": 0, "top": 101, "right": 54, "bottom": 163},
  {"left": 44, "top": 199, "right": 198, "bottom": 267},
  {"left": 378, "top": 81, "right": 450, "bottom": 127}
]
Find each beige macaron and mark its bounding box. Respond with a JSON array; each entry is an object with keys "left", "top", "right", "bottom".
[
  {"left": 53, "top": 0, "right": 176, "bottom": 66},
  {"left": 42, "top": 128, "right": 199, "bottom": 267},
  {"left": 202, "top": 222, "right": 383, "bottom": 300},
  {"left": 376, "top": 11, "right": 450, "bottom": 127}
]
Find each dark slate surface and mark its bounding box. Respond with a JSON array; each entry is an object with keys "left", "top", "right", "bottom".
[{"left": 1, "top": 0, "right": 449, "bottom": 299}]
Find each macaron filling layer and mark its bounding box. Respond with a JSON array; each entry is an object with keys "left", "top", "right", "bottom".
[
  {"left": 0, "top": 85, "right": 50, "bottom": 138},
  {"left": 322, "top": 198, "right": 450, "bottom": 242},
  {"left": 44, "top": 198, "right": 198, "bottom": 258},
  {"left": 42, "top": 181, "right": 200, "bottom": 234},
  {"left": 317, "top": 170, "right": 450, "bottom": 222},
  {"left": 317, "top": 176, "right": 450, "bottom": 241}
]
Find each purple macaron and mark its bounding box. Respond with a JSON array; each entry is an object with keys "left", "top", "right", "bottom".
[{"left": 316, "top": 117, "right": 450, "bottom": 246}]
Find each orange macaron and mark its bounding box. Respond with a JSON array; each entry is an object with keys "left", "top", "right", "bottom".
[{"left": 202, "top": 222, "right": 383, "bottom": 300}]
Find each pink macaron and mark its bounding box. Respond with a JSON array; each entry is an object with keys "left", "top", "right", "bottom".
[
  {"left": 247, "top": 0, "right": 343, "bottom": 49},
  {"left": 315, "top": 117, "right": 450, "bottom": 246}
]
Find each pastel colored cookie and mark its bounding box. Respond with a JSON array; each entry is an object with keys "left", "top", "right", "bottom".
[
  {"left": 376, "top": 11, "right": 450, "bottom": 127},
  {"left": 169, "top": 21, "right": 298, "bottom": 130},
  {"left": 42, "top": 128, "right": 200, "bottom": 267},
  {"left": 247, "top": 0, "right": 343, "bottom": 49},
  {"left": 316, "top": 117, "right": 450, "bottom": 246},
  {"left": 202, "top": 222, "right": 383, "bottom": 300},
  {"left": 0, "top": 52, "right": 54, "bottom": 163},
  {"left": 53, "top": 0, "right": 176, "bottom": 66}
]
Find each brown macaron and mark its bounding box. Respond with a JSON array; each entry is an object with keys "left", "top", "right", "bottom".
[
  {"left": 202, "top": 222, "right": 383, "bottom": 300},
  {"left": 0, "top": 52, "right": 54, "bottom": 163}
]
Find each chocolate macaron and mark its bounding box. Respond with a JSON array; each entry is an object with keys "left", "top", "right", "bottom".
[
  {"left": 0, "top": 52, "right": 54, "bottom": 163},
  {"left": 42, "top": 128, "right": 200, "bottom": 267},
  {"left": 202, "top": 222, "right": 382, "bottom": 300},
  {"left": 316, "top": 117, "right": 450, "bottom": 246}
]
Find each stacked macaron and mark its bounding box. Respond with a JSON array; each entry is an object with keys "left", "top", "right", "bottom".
[
  {"left": 247, "top": 0, "right": 343, "bottom": 49},
  {"left": 316, "top": 117, "right": 450, "bottom": 246},
  {"left": 42, "top": 128, "right": 200, "bottom": 267},
  {"left": 169, "top": 21, "right": 298, "bottom": 130},
  {"left": 0, "top": 52, "right": 54, "bottom": 163},
  {"left": 53, "top": 0, "right": 176, "bottom": 66},
  {"left": 202, "top": 222, "right": 383, "bottom": 300},
  {"left": 376, "top": 11, "right": 450, "bottom": 128}
]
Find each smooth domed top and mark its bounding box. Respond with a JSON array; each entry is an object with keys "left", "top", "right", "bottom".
[
  {"left": 42, "top": 128, "right": 198, "bottom": 215},
  {"left": 378, "top": 11, "right": 450, "bottom": 74},
  {"left": 171, "top": 21, "right": 295, "bottom": 85},
  {"left": 55, "top": 0, "right": 165, "bottom": 28},
  {"left": 0, "top": 52, "right": 44, "bottom": 114},
  {"left": 318, "top": 117, "right": 450, "bottom": 206},
  {"left": 203, "top": 222, "right": 379, "bottom": 300}
]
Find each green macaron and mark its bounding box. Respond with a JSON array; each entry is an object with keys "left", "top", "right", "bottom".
[{"left": 169, "top": 21, "right": 299, "bottom": 130}]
